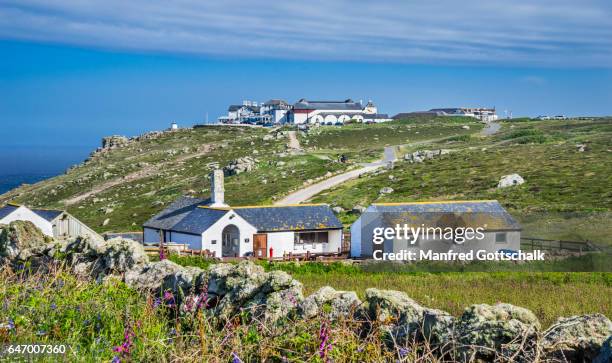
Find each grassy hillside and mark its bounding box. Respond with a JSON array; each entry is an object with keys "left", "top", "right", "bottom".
[
  {"left": 311, "top": 119, "right": 612, "bottom": 244},
  {"left": 1, "top": 119, "right": 479, "bottom": 233}
]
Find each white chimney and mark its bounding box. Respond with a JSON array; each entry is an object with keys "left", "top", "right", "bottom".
[{"left": 210, "top": 169, "right": 228, "bottom": 207}]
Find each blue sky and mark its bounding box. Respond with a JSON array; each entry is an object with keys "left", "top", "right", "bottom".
[{"left": 0, "top": 0, "right": 611, "bottom": 174}]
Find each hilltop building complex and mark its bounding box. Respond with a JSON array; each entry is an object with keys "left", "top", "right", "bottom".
[{"left": 218, "top": 98, "right": 390, "bottom": 125}]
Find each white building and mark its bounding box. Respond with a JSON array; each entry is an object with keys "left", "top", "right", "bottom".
[
  {"left": 0, "top": 203, "right": 100, "bottom": 240},
  {"left": 143, "top": 171, "right": 343, "bottom": 258},
  {"left": 428, "top": 108, "right": 499, "bottom": 122},
  {"left": 218, "top": 101, "right": 269, "bottom": 124},
  {"left": 350, "top": 200, "right": 521, "bottom": 259},
  {"left": 291, "top": 99, "right": 391, "bottom": 125},
  {"left": 260, "top": 99, "right": 291, "bottom": 124}
]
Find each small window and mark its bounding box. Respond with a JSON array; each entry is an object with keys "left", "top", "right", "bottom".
[
  {"left": 495, "top": 233, "right": 507, "bottom": 244},
  {"left": 244, "top": 238, "right": 250, "bottom": 243},
  {"left": 211, "top": 240, "right": 217, "bottom": 245}
]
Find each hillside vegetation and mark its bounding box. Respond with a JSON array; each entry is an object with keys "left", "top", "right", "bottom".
[
  {"left": 0, "top": 118, "right": 481, "bottom": 233},
  {"left": 1, "top": 118, "right": 610, "bottom": 244},
  {"left": 312, "top": 118, "right": 612, "bottom": 244}
]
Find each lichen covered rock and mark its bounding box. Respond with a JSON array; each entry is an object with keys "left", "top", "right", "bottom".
[
  {"left": 457, "top": 303, "right": 541, "bottom": 359},
  {"left": 298, "top": 286, "right": 361, "bottom": 319},
  {"left": 0, "top": 220, "right": 52, "bottom": 259},
  {"left": 542, "top": 314, "right": 612, "bottom": 361}
]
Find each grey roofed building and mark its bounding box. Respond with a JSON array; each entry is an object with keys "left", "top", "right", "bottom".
[
  {"left": 143, "top": 197, "right": 342, "bottom": 236},
  {"left": 293, "top": 99, "right": 363, "bottom": 111}
]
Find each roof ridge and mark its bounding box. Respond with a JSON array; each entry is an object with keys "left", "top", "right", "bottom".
[
  {"left": 373, "top": 200, "right": 498, "bottom": 206},
  {"left": 198, "top": 203, "right": 326, "bottom": 210}
]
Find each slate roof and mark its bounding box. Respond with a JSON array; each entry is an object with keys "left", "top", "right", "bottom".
[
  {"left": 143, "top": 196, "right": 212, "bottom": 232},
  {"left": 263, "top": 99, "right": 289, "bottom": 106},
  {"left": 234, "top": 205, "right": 343, "bottom": 232},
  {"left": 172, "top": 207, "right": 229, "bottom": 235},
  {"left": 31, "top": 209, "right": 64, "bottom": 222},
  {"left": 366, "top": 200, "right": 521, "bottom": 231},
  {"left": 228, "top": 105, "right": 260, "bottom": 113},
  {"left": 143, "top": 197, "right": 343, "bottom": 235},
  {"left": 294, "top": 99, "right": 363, "bottom": 111},
  {"left": 0, "top": 204, "right": 19, "bottom": 220}
]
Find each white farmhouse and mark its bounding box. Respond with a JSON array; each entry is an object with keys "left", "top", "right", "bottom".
[
  {"left": 0, "top": 203, "right": 100, "bottom": 240},
  {"left": 350, "top": 200, "right": 521, "bottom": 259},
  {"left": 143, "top": 171, "right": 343, "bottom": 258}
]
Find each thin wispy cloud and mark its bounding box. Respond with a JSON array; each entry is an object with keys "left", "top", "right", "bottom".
[{"left": 0, "top": 0, "right": 611, "bottom": 66}]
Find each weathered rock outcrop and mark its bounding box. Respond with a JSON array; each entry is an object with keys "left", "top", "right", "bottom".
[
  {"left": 404, "top": 149, "right": 450, "bottom": 163},
  {"left": 456, "top": 303, "right": 541, "bottom": 360},
  {"left": 542, "top": 314, "right": 612, "bottom": 361},
  {"left": 0, "top": 221, "right": 52, "bottom": 260},
  {"left": 224, "top": 156, "right": 257, "bottom": 175},
  {"left": 298, "top": 286, "right": 361, "bottom": 319}
]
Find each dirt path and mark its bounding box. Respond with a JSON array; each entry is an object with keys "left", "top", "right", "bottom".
[
  {"left": 62, "top": 145, "right": 214, "bottom": 206},
  {"left": 287, "top": 131, "right": 301, "bottom": 149},
  {"left": 274, "top": 146, "right": 396, "bottom": 205}
]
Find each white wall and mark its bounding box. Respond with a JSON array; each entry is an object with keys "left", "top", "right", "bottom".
[
  {"left": 0, "top": 206, "right": 53, "bottom": 237},
  {"left": 201, "top": 210, "right": 257, "bottom": 257},
  {"left": 274, "top": 229, "right": 343, "bottom": 257},
  {"left": 267, "top": 231, "right": 294, "bottom": 258}
]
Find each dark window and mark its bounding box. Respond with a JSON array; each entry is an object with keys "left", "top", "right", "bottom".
[
  {"left": 295, "top": 231, "right": 329, "bottom": 244},
  {"left": 495, "top": 233, "right": 507, "bottom": 243},
  {"left": 211, "top": 240, "right": 217, "bottom": 245}
]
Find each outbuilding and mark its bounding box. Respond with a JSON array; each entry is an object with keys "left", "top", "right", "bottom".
[
  {"left": 350, "top": 200, "right": 521, "bottom": 259},
  {"left": 0, "top": 202, "right": 100, "bottom": 240}
]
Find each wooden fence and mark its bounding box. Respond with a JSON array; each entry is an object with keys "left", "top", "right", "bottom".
[{"left": 520, "top": 237, "right": 603, "bottom": 252}]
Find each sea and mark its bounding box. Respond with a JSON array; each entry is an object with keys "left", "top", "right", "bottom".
[{"left": 0, "top": 145, "right": 94, "bottom": 195}]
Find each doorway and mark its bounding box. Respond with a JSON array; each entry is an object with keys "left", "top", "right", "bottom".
[
  {"left": 222, "top": 225, "right": 240, "bottom": 257},
  {"left": 253, "top": 233, "right": 267, "bottom": 258}
]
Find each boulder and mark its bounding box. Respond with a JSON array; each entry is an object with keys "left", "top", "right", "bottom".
[
  {"left": 332, "top": 206, "right": 344, "bottom": 214},
  {"left": 380, "top": 187, "right": 394, "bottom": 195},
  {"left": 497, "top": 174, "right": 525, "bottom": 188},
  {"left": 211, "top": 261, "right": 303, "bottom": 322},
  {"left": 365, "top": 289, "right": 425, "bottom": 343},
  {"left": 462, "top": 125, "right": 470, "bottom": 130},
  {"left": 101, "top": 135, "right": 130, "bottom": 150},
  {"left": 298, "top": 286, "right": 361, "bottom": 319},
  {"left": 404, "top": 149, "right": 450, "bottom": 163},
  {"left": 457, "top": 303, "right": 541, "bottom": 359},
  {"left": 542, "top": 314, "right": 612, "bottom": 361},
  {"left": 125, "top": 259, "right": 186, "bottom": 291},
  {"left": 0, "top": 221, "right": 52, "bottom": 260},
  {"left": 61, "top": 237, "right": 149, "bottom": 281},
  {"left": 224, "top": 156, "right": 257, "bottom": 175}
]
